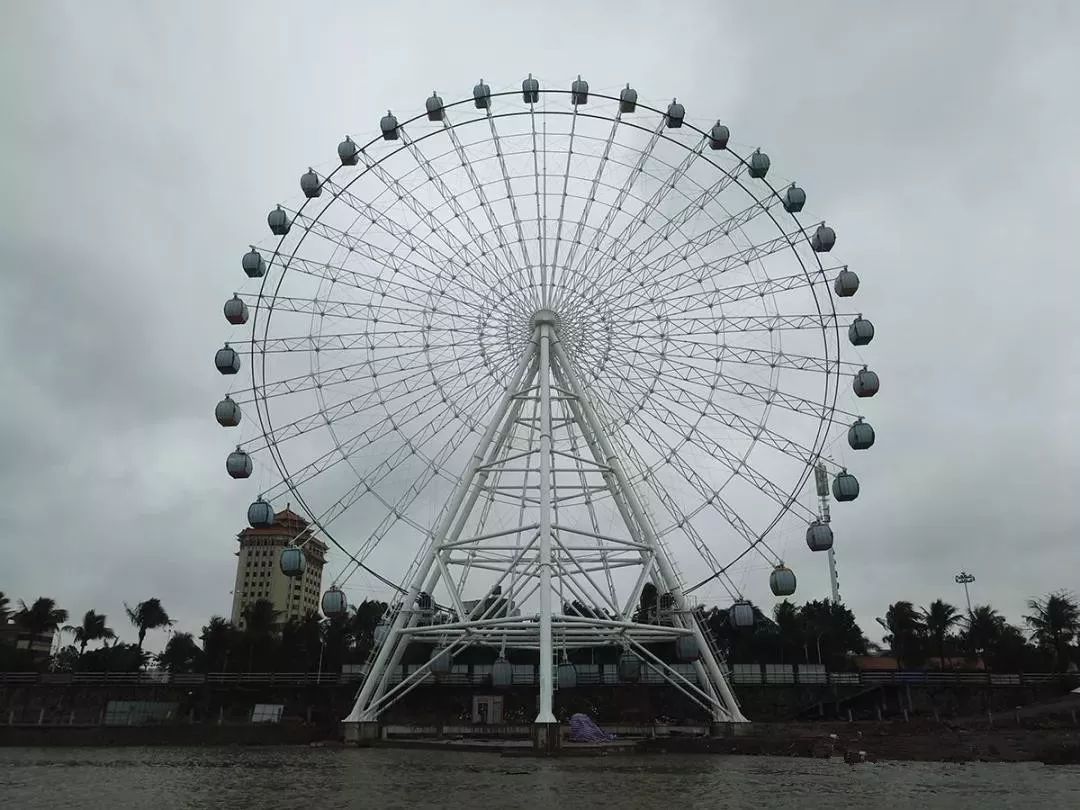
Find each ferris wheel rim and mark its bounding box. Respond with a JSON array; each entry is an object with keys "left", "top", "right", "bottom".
[{"left": 239, "top": 83, "right": 855, "bottom": 596}]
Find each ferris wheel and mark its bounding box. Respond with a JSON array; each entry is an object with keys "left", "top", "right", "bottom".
[{"left": 214, "top": 75, "right": 878, "bottom": 736}]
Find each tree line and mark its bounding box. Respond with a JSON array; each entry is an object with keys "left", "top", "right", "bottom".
[{"left": 1, "top": 586, "right": 1077, "bottom": 674}]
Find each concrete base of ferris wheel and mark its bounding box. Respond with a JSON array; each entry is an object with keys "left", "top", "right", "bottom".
[{"left": 344, "top": 722, "right": 711, "bottom": 754}]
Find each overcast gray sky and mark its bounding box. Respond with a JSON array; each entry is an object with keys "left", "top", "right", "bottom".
[{"left": 2, "top": 1, "right": 1077, "bottom": 651}]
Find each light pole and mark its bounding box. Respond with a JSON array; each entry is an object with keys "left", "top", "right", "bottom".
[{"left": 955, "top": 571, "right": 975, "bottom": 613}]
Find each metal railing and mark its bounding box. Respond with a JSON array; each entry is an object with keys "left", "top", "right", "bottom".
[{"left": 0, "top": 668, "right": 1073, "bottom": 688}]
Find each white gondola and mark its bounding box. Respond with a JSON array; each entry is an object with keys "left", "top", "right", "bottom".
[
  {"left": 267, "top": 205, "right": 290, "bottom": 236},
  {"left": 783, "top": 185, "right": 806, "bottom": 213},
  {"left": 557, "top": 661, "right": 577, "bottom": 689},
  {"left": 242, "top": 247, "right": 265, "bottom": 278},
  {"left": 426, "top": 91, "right": 444, "bottom": 121},
  {"left": 709, "top": 122, "right": 730, "bottom": 150},
  {"left": 769, "top": 565, "right": 797, "bottom": 597},
  {"left": 522, "top": 74, "right": 540, "bottom": 103},
  {"left": 215, "top": 395, "right": 241, "bottom": 427},
  {"left": 429, "top": 646, "right": 452, "bottom": 675},
  {"left": 848, "top": 417, "right": 875, "bottom": 450},
  {"left": 215, "top": 344, "right": 240, "bottom": 375},
  {"left": 618, "top": 651, "right": 641, "bottom": 682},
  {"left": 570, "top": 75, "right": 589, "bottom": 105},
  {"left": 832, "top": 470, "right": 860, "bottom": 502},
  {"left": 811, "top": 224, "right": 836, "bottom": 252},
  {"left": 676, "top": 634, "right": 700, "bottom": 661},
  {"left": 380, "top": 111, "right": 399, "bottom": 141},
  {"left": 729, "top": 600, "right": 755, "bottom": 629},
  {"left": 492, "top": 656, "right": 513, "bottom": 688},
  {"left": 834, "top": 268, "right": 860, "bottom": 297},
  {"left": 806, "top": 520, "right": 834, "bottom": 551},
  {"left": 473, "top": 80, "right": 491, "bottom": 109},
  {"left": 321, "top": 587, "right": 348, "bottom": 618},
  {"left": 849, "top": 316, "right": 874, "bottom": 346},
  {"left": 748, "top": 149, "right": 770, "bottom": 179},
  {"left": 853, "top": 366, "right": 880, "bottom": 397},
  {"left": 300, "top": 168, "right": 322, "bottom": 198},
  {"left": 619, "top": 83, "right": 638, "bottom": 113},
  {"left": 337, "top": 135, "right": 359, "bottom": 166},
  {"left": 247, "top": 497, "right": 275, "bottom": 528},
  {"left": 666, "top": 99, "right": 685, "bottom": 128},
  {"left": 226, "top": 446, "right": 252, "bottom": 479},
  {"left": 279, "top": 546, "right": 306, "bottom": 578},
  {"left": 223, "top": 294, "right": 248, "bottom": 325}
]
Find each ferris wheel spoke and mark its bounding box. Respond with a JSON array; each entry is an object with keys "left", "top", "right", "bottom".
[
  {"left": 558, "top": 114, "right": 621, "bottom": 286},
  {"left": 636, "top": 384, "right": 820, "bottom": 524},
  {"left": 353, "top": 146, "right": 515, "bottom": 300},
  {"left": 486, "top": 112, "right": 533, "bottom": 271},
  {"left": 645, "top": 373, "right": 847, "bottom": 471},
  {"left": 636, "top": 337, "right": 856, "bottom": 377},
  {"left": 605, "top": 220, "right": 824, "bottom": 313},
  {"left": 616, "top": 312, "right": 842, "bottom": 334},
  {"left": 242, "top": 361, "right": 462, "bottom": 454},
  {"left": 295, "top": 406, "right": 478, "bottom": 561},
  {"left": 547, "top": 103, "right": 582, "bottom": 305},
  {"left": 438, "top": 116, "right": 529, "bottom": 287},
  {"left": 596, "top": 389, "right": 755, "bottom": 593},
  {"left": 557, "top": 118, "right": 668, "bottom": 306},
  {"left": 251, "top": 344, "right": 487, "bottom": 403},
  {"left": 280, "top": 253, "right": 473, "bottom": 317},
  {"left": 285, "top": 211, "right": 465, "bottom": 298},
  {"left": 584, "top": 133, "right": 707, "bottom": 295},
  {"left": 604, "top": 191, "right": 783, "bottom": 302},
  {"left": 248, "top": 323, "right": 479, "bottom": 355},
  {"left": 649, "top": 266, "right": 844, "bottom": 314},
  {"left": 605, "top": 384, "right": 783, "bottom": 569},
  {"left": 317, "top": 176, "right": 466, "bottom": 280}
]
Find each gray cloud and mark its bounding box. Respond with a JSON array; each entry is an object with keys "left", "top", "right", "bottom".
[{"left": 2, "top": 1, "right": 1077, "bottom": 649}]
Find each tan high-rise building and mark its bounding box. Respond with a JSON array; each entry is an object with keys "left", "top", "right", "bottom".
[{"left": 230, "top": 508, "right": 328, "bottom": 629}]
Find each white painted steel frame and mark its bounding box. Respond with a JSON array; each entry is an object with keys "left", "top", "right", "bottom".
[{"left": 345, "top": 322, "right": 746, "bottom": 726}]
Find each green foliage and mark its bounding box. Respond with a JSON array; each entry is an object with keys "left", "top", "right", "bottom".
[
  {"left": 1025, "top": 591, "right": 1080, "bottom": 672},
  {"left": 884, "top": 600, "right": 925, "bottom": 667},
  {"left": 125, "top": 598, "right": 173, "bottom": 651},
  {"left": 15, "top": 597, "right": 68, "bottom": 638},
  {"left": 64, "top": 610, "right": 116, "bottom": 656},
  {"left": 157, "top": 632, "right": 203, "bottom": 673},
  {"left": 921, "top": 599, "right": 962, "bottom": 669},
  {"left": 79, "top": 642, "right": 148, "bottom": 673}
]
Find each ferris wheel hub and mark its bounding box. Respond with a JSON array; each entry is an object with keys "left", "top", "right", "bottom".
[{"left": 530, "top": 308, "right": 560, "bottom": 329}]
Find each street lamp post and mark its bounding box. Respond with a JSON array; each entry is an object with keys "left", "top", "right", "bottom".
[{"left": 955, "top": 571, "right": 976, "bottom": 613}]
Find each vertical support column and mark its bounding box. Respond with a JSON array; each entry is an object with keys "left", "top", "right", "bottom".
[
  {"left": 552, "top": 339, "right": 746, "bottom": 723},
  {"left": 345, "top": 334, "right": 537, "bottom": 728},
  {"left": 535, "top": 321, "right": 557, "bottom": 738}
]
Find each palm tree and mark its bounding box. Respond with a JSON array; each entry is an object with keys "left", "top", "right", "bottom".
[
  {"left": 1025, "top": 591, "right": 1080, "bottom": 672},
  {"left": 0, "top": 591, "right": 11, "bottom": 627},
  {"left": 64, "top": 610, "right": 116, "bottom": 656},
  {"left": 921, "top": 599, "right": 962, "bottom": 670},
  {"left": 961, "top": 605, "right": 1004, "bottom": 657},
  {"left": 14, "top": 597, "right": 68, "bottom": 653},
  {"left": 200, "top": 616, "right": 237, "bottom": 672},
  {"left": 772, "top": 600, "right": 803, "bottom": 664},
  {"left": 158, "top": 632, "right": 203, "bottom": 674},
  {"left": 241, "top": 599, "right": 281, "bottom": 671},
  {"left": 125, "top": 598, "right": 173, "bottom": 651},
  {"left": 883, "top": 601, "right": 924, "bottom": 667}
]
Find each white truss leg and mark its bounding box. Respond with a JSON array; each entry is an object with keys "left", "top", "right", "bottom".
[
  {"left": 552, "top": 339, "right": 746, "bottom": 723},
  {"left": 345, "top": 316, "right": 747, "bottom": 731}
]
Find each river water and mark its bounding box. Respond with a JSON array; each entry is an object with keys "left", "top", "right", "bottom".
[{"left": 1, "top": 747, "right": 1077, "bottom": 809}]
